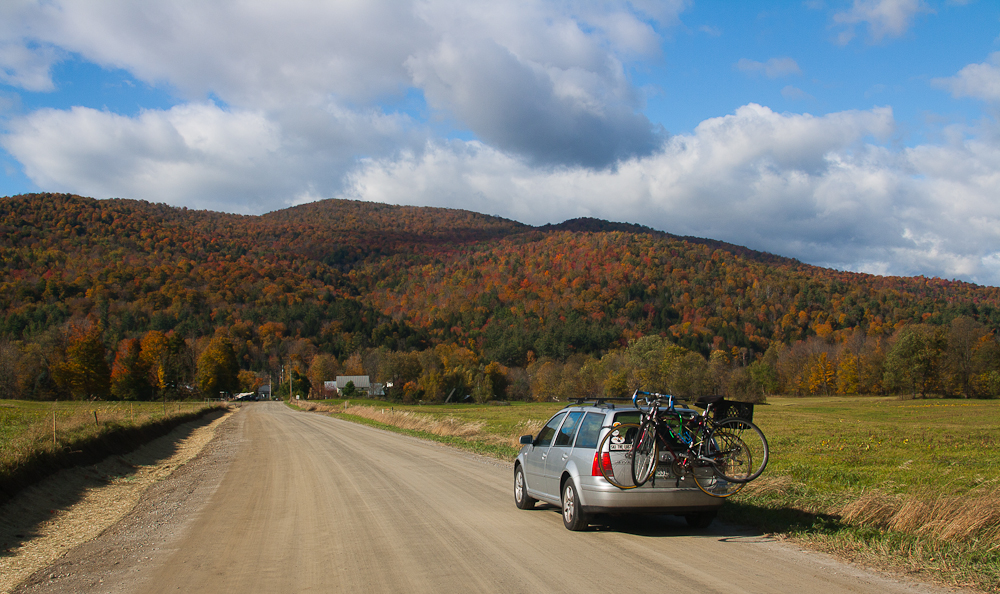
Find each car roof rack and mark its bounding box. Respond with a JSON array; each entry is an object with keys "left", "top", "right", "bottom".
[{"left": 567, "top": 397, "right": 632, "bottom": 406}]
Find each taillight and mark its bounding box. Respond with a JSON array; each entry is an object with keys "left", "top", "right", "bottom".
[{"left": 592, "top": 451, "right": 613, "bottom": 477}]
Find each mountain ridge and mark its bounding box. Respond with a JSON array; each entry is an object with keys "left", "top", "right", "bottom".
[{"left": 2, "top": 192, "right": 998, "bottom": 368}]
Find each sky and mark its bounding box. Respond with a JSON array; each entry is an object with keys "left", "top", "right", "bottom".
[{"left": 2, "top": 1, "right": 1000, "bottom": 285}]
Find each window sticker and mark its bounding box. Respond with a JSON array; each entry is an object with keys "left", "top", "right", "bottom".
[{"left": 608, "top": 425, "right": 630, "bottom": 451}]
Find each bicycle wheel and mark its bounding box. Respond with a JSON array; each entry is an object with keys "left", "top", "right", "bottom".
[
  {"left": 597, "top": 423, "right": 640, "bottom": 489},
  {"left": 706, "top": 430, "right": 753, "bottom": 483},
  {"left": 713, "top": 417, "right": 769, "bottom": 482},
  {"left": 693, "top": 463, "right": 746, "bottom": 497},
  {"left": 630, "top": 420, "right": 659, "bottom": 487},
  {"left": 692, "top": 433, "right": 748, "bottom": 498}
]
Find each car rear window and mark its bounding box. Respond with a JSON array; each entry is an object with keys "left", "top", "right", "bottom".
[
  {"left": 573, "top": 412, "right": 605, "bottom": 449},
  {"left": 613, "top": 411, "right": 642, "bottom": 425}
]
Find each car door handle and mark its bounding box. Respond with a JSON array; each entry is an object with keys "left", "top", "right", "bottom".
[
  {"left": 541, "top": 453, "right": 547, "bottom": 460},
  {"left": 561, "top": 453, "right": 569, "bottom": 460}
]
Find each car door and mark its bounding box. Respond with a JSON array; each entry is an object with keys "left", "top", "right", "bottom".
[
  {"left": 542, "top": 411, "right": 584, "bottom": 497},
  {"left": 522, "top": 412, "right": 566, "bottom": 500}
]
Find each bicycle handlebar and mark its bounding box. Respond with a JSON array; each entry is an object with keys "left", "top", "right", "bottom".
[
  {"left": 631, "top": 389, "right": 674, "bottom": 410},
  {"left": 631, "top": 390, "right": 711, "bottom": 418}
]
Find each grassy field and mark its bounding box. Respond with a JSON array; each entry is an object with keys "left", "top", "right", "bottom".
[
  {"left": 736, "top": 397, "right": 1000, "bottom": 592},
  {"left": 301, "top": 396, "right": 1000, "bottom": 592},
  {"left": 0, "top": 399, "right": 223, "bottom": 501}
]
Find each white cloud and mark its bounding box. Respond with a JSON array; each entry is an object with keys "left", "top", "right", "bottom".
[
  {"left": 406, "top": 37, "right": 662, "bottom": 167},
  {"left": 22, "top": 1, "right": 430, "bottom": 108},
  {"left": 736, "top": 57, "right": 802, "bottom": 79},
  {"left": 342, "top": 103, "right": 1000, "bottom": 286},
  {"left": 0, "top": 41, "right": 61, "bottom": 92},
  {"left": 0, "top": 2, "right": 64, "bottom": 92},
  {"left": 833, "top": 0, "right": 932, "bottom": 44},
  {"left": 2, "top": 102, "right": 423, "bottom": 213},
  {"left": 932, "top": 52, "right": 1000, "bottom": 102},
  {"left": 0, "top": 0, "right": 682, "bottom": 171}
]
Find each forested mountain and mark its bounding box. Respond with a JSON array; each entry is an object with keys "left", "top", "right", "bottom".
[{"left": 3, "top": 192, "right": 999, "bottom": 403}]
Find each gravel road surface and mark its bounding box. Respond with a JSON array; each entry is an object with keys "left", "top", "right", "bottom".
[{"left": 12, "top": 402, "right": 962, "bottom": 593}]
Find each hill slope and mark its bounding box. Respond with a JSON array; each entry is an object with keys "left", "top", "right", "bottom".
[{"left": 3, "top": 192, "right": 1000, "bottom": 398}]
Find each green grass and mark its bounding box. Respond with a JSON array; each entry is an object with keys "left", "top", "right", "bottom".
[
  {"left": 729, "top": 397, "right": 1000, "bottom": 592},
  {"left": 757, "top": 397, "right": 998, "bottom": 497},
  {"left": 303, "top": 395, "right": 1000, "bottom": 592}
]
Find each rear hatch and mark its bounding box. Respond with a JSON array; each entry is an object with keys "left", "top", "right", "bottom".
[{"left": 604, "top": 409, "right": 703, "bottom": 489}]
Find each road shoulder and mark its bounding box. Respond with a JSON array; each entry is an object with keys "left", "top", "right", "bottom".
[{"left": 2, "top": 407, "right": 241, "bottom": 594}]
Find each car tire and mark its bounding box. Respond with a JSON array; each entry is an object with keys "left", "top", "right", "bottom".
[
  {"left": 513, "top": 465, "right": 536, "bottom": 510},
  {"left": 685, "top": 511, "right": 716, "bottom": 529},
  {"left": 561, "top": 480, "right": 589, "bottom": 531}
]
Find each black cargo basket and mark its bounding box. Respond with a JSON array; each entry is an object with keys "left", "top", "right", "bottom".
[{"left": 714, "top": 400, "right": 754, "bottom": 422}]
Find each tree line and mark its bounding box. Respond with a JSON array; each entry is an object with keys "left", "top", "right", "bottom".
[{"left": 2, "top": 312, "right": 998, "bottom": 404}]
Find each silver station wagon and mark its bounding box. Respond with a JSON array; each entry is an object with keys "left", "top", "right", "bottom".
[{"left": 513, "top": 398, "right": 724, "bottom": 530}]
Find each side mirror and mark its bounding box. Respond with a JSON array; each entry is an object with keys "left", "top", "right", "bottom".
[{"left": 519, "top": 435, "right": 534, "bottom": 445}]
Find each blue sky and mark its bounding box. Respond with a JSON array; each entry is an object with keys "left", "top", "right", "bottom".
[
  {"left": 645, "top": 1, "right": 992, "bottom": 139},
  {"left": 2, "top": 0, "right": 1000, "bottom": 285}
]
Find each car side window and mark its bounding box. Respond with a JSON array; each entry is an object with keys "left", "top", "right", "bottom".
[
  {"left": 573, "top": 412, "right": 605, "bottom": 449},
  {"left": 554, "top": 411, "right": 584, "bottom": 447},
  {"left": 535, "top": 412, "right": 566, "bottom": 448}
]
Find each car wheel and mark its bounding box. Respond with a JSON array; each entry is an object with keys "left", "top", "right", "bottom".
[
  {"left": 562, "top": 480, "right": 589, "bottom": 531},
  {"left": 513, "top": 465, "right": 536, "bottom": 510},
  {"left": 685, "top": 511, "right": 716, "bottom": 529}
]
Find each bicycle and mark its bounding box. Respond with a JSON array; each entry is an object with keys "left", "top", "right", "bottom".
[
  {"left": 628, "top": 390, "right": 768, "bottom": 498},
  {"left": 696, "top": 394, "right": 769, "bottom": 485}
]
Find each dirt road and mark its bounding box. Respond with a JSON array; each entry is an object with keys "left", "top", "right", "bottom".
[{"left": 13, "top": 402, "right": 959, "bottom": 593}]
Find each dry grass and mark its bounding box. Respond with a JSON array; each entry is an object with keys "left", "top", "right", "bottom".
[
  {"left": 741, "top": 474, "right": 797, "bottom": 498},
  {"left": 297, "top": 400, "right": 546, "bottom": 451},
  {"left": 839, "top": 486, "right": 1000, "bottom": 549},
  {"left": 300, "top": 401, "right": 484, "bottom": 437}
]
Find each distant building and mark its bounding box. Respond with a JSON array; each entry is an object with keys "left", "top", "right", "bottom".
[
  {"left": 258, "top": 384, "right": 271, "bottom": 399},
  {"left": 334, "top": 376, "right": 384, "bottom": 396}
]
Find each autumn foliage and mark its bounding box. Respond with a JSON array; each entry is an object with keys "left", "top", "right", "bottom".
[{"left": 3, "top": 192, "right": 1000, "bottom": 401}]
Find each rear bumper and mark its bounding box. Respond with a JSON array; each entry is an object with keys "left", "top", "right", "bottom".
[{"left": 578, "top": 476, "right": 723, "bottom": 514}]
